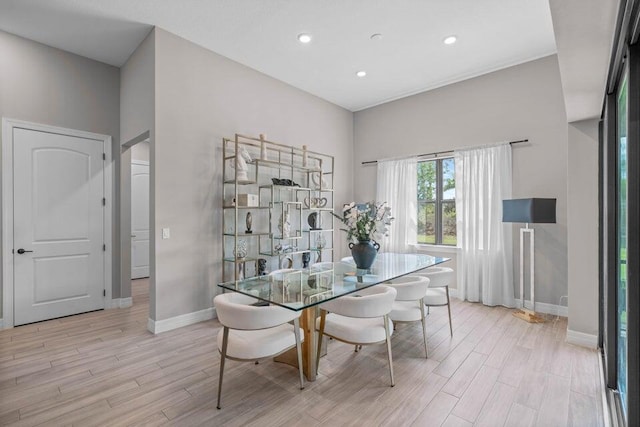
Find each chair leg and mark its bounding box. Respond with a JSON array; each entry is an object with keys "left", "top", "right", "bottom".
[
  {"left": 217, "top": 327, "right": 229, "bottom": 410},
  {"left": 293, "top": 318, "right": 304, "bottom": 390},
  {"left": 316, "top": 310, "right": 326, "bottom": 376},
  {"left": 420, "top": 299, "right": 428, "bottom": 358},
  {"left": 446, "top": 286, "right": 453, "bottom": 337},
  {"left": 384, "top": 314, "right": 395, "bottom": 387}
]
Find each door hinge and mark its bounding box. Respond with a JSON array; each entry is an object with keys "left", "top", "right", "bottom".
[
  {"left": 102, "top": 197, "right": 106, "bottom": 206},
  {"left": 103, "top": 244, "right": 106, "bottom": 251},
  {"left": 103, "top": 289, "right": 106, "bottom": 297},
  {"left": 103, "top": 153, "right": 106, "bottom": 160}
]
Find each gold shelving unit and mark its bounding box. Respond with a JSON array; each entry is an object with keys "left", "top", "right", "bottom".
[{"left": 222, "top": 134, "right": 335, "bottom": 281}]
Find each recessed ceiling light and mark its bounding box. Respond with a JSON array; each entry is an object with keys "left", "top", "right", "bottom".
[
  {"left": 443, "top": 35, "right": 457, "bottom": 45},
  {"left": 297, "top": 33, "right": 312, "bottom": 44},
  {"left": 356, "top": 71, "right": 367, "bottom": 78}
]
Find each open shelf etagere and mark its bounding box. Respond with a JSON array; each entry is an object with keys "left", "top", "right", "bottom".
[{"left": 222, "top": 134, "right": 335, "bottom": 282}]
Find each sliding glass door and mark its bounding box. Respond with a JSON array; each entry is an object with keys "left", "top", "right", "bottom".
[{"left": 617, "top": 71, "right": 628, "bottom": 417}]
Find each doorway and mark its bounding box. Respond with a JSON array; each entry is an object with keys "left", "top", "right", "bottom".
[
  {"left": 131, "top": 142, "right": 150, "bottom": 279},
  {"left": 121, "top": 132, "right": 152, "bottom": 315}
]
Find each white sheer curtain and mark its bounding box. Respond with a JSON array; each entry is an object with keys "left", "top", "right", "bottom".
[
  {"left": 455, "top": 144, "right": 514, "bottom": 307},
  {"left": 376, "top": 158, "right": 418, "bottom": 253}
]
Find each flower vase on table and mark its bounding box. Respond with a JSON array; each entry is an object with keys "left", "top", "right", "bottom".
[
  {"left": 333, "top": 201, "right": 394, "bottom": 270},
  {"left": 349, "top": 240, "right": 380, "bottom": 270}
]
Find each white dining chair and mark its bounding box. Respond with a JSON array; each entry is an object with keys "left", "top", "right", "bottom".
[
  {"left": 315, "top": 285, "right": 397, "bottom": 386},
  {"left": 417, "top": 266, "right": 454, "bottom": 336},
  {"left": 340, "top": 256, "right": 356, "bottom": 266},
  {"left": 213, "top": 292, "right": 304, "bottom": 409},
  {"left": 385, "top": 275, "right": 431, "bottom": 357}
]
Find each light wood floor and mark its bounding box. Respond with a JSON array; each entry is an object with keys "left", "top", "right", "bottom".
[{"left": 0, "top": 279, "right": 603, "bottom": 426}]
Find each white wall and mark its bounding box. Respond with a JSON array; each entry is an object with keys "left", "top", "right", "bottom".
[
  {"left": 131, "top": 141, "right": 150, "bottom": 162},
  {"left": 152, "top": 28, "right": 354, "bottom": 321},
  {"left": 0, "top": 30, "right": 120, "bottom": 316},
  {"left": 120, "top": 29, "right": 156, "bottom": 315},
  {"left": 567, "top": 119, "right": 599, "bottom": 339},
  {"left": 354, "top": 55, "right": 569, "bottom": 307}
]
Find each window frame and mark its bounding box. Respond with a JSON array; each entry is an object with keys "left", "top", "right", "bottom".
[{"left": 417, "top": 156, "right": 456, "bottom": 246}]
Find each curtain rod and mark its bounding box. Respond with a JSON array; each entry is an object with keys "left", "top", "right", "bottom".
[{"left": 361, "top": 139, "right": 529, "bottom": 165}]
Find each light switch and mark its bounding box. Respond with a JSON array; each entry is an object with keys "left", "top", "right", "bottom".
[{"left": 162, "top": 228, "right": 170, "bottom": 239}]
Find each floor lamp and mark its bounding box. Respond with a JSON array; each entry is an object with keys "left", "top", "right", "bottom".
[{"left": 502, "top": 198, "right": 556, "bottom": 323}]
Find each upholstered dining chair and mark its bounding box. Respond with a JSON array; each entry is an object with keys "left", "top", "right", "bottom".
[
  {"left": 213, "top": 292, "right": 304, "bottom": 409},
  {"left": 384, "top": 275, "right": 431, "bottom": 357},
  {"left": 340, "top": 256, "right": 356, "bottom": 266},
  {"left": 417, "top": 266, "right": 455, "bottom": 336},
  {"left": 315, "top": 285, "right": 397, "bottom": 386}
]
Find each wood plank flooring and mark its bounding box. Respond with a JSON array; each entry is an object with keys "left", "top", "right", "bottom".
[{"left": 0, "top": 279, "right": 604, "bottom": 426}]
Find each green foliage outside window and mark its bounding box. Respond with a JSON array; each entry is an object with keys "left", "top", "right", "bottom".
[{"left": 417, "top": 158, "right": 456, "bottom": 245}]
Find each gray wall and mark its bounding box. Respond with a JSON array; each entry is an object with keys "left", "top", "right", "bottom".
[
  {"left": 120, "top": 29, "right": 156, "bottom": 315},
  {"left": 152, "top": 28, "right": 354, "bottom": 321},
  {"left": 0, "top": 30, "right": 120, "bottom": 318},
  {"left": 353, "top": 55, "right": 569, "bottom": 307},
  {"left": 131, "top": 141, "right": 150, "bottom": 162},
  {"left": 567, "top": 119, "right": 599, "bottom": 336}
]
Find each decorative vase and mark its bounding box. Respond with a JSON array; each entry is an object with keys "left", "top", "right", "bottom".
[
  {"left": 307, "top": 212, "right": 319, "bottom": 230},
  {"left": 233, "top": 239, "right": 248, "bottom": 259},
  {"left": 245, "top": 212, "right": 252, "bottom": 234},
  {"left": 348, "top": 240, "right": 380, "bottom": 270}
]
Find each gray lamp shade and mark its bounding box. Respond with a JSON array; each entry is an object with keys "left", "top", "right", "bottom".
[{"left": 502, "top": 198, "right": 556, "bottom": 223}]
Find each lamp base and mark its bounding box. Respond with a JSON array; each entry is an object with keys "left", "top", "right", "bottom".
[{"left": 512, "top": 308, "right": 545, "bottom": 323}]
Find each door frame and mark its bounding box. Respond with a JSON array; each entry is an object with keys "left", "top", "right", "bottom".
[{"left": 2, "top": 118, "right": 113, "bottom": 329}]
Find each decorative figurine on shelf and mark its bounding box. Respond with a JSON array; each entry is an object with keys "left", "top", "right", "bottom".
[
  {"left": 311, "top": 171, "right": 329, "bottom": 189},
  {"left": 237, "top": 262, "right": 245, "bottom": 280},
  {"left": 229, "top": 147, "right": 252, "bottom": 181},
  {"left": 260, "top": 134, "right": 268, "bottom": 160},
  {"left": 258, "top": 258, "right": 267, "bottom": 276},
  {"left": 274, "top": 243, "right": 297, "bottom": 254},
  {"left": 278, "top": 210, "right": 291, "bottom": 238},
  {"left": 245, "top": 212, "right": 252, "bottom": 234},
  {"left": 315, "top": 233, "right": 326, "bottom": 262},
  {"left": 308, "top": 212, "right": 320, "bottom": 230},
  {"left": 302, "top": 251, "right": 310, "bottom": 268}
]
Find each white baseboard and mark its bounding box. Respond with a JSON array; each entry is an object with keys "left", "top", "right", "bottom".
[
  {"left": 567, "top": 329, "right": 598, "bottom": 349},
  {"left": 515, "top": 299, "right": 568, "bottom": 317},
  {"left": 147, "top": 307, "right": 217, "bottom": 334},
  {"left": 449, "top": 289, "right": 568, "bottom": 317},
  {"left": 105, "top": 297, "right": 133, "bottom": 309}
]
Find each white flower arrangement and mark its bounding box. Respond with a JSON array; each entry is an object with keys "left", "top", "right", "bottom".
[{"left": 333, "top": 201, "right": 394, "bottom": 242}]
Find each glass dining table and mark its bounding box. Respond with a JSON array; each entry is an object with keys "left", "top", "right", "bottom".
[{"left": 217, "top": 252, "right": 449, "bottom": 381}]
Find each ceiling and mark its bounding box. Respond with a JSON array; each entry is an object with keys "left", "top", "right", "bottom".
[{"left": 0, "top": 0, "right": 558, "bottom": 111}]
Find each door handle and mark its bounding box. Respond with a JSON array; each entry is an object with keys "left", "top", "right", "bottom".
[
  {"left": 16, "top": 248, "right": 33, "bottom": 254},
  {"left": 131, "top": 235, "right": 137, "bottom": 238}
]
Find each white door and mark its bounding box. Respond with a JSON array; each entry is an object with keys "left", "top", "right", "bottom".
[
  {"left": 13, "top": 128, "right": 105, "bottom": 326},
  {"left": 131, "top": 161, "right": 149, "bottom": 279}
]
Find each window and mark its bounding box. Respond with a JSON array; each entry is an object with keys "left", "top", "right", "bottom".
[{"left": 417, "top": 158, "right": 456, "bottom": 245}]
